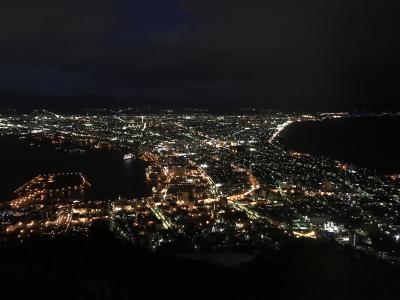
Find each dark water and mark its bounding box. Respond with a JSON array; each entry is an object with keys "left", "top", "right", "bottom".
[
  {"left": 0, "top": 136, "right": 148, "bottom": 201},
  {"left": 279, "top": 116, "right": 400, "bottom": 174}
]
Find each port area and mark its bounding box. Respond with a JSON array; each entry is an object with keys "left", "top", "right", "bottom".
[{"left": 10, "top": 172, "right": 90, "bottom": 209}]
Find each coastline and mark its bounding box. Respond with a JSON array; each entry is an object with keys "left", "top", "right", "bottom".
[{"left": 278, "top": 115, "right": 400, "bottom": 175}]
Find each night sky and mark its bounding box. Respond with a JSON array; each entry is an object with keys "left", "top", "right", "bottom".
[{"left": 1, "top": 0, "right": 399, "bottom": 110}]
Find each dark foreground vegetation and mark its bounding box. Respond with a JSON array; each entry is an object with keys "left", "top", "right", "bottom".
[{"left": 1, "top": 233, "right": 399, "bottom": 300}]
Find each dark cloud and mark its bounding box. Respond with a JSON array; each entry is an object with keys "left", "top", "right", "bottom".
[
  {"left": 0, "top": 1, "right": 114, "bottom": 40},
  {"left": 0, "top": 0, "right": 115, "bottom": 66},
  {"left": 165, "top": 0, "right": 400, "bottom": 108},
  {"left": 0, "top": 0, "right": 399, "bottom": 110}
]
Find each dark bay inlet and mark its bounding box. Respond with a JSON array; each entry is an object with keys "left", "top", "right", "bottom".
[
  {"left": 279, "top": 116, "right": 400, "bottom": 175},
  {"left": 0, "top": 136, "right": 147, "bottom": 201}
]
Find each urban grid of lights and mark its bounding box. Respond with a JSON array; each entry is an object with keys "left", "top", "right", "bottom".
[{"left": 0, "top": 109, "right": 400, "bottom": 264}]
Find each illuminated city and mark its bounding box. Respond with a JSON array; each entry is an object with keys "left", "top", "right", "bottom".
[
  {"left": 1, "top": 110, "right": 400, "bottom": 265},
  {"left": 1, "top": 0, "right": 400, "bottom": 298}
]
